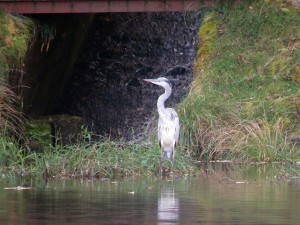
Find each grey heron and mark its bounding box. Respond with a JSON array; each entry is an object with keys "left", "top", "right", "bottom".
[{"left": 143, "top": 77, "right": 180, "bottom": 161}]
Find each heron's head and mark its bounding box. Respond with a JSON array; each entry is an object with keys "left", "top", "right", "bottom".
[{"left": 143, "top": 77, "right": 171, "bottom": 88}]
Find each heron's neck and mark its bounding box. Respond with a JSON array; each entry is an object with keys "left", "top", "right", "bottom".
[{"left": 157, "top": 85, "right": 171, "bottom": 115}]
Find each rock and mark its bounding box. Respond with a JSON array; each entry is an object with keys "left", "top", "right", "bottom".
[
  {"left": 25, "top": 115, "right": 84, "bottom": 150},
  {"left": 290, "top": 134, "right": 300, "bottom": 145},
  {"left": 48, "top": 114, "right": 84, "bottom": 145}
]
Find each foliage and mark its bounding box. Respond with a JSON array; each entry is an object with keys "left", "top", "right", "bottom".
[
  {"left": 0, "top": 13, "right": 33, "bottom": 77},
  {"left": 179, "top": 1, "right": 300, "bottom": 162}
]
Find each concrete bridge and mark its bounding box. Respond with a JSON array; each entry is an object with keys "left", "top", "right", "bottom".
[{"left": 0, "top": 0, "right": 208, "bottom": 14}]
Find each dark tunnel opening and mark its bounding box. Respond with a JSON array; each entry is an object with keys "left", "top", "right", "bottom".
[
  {"left": 16, "top": 12, "right": 201, "bottom": 143},
  {"left": 57, "top": 12, "right": 201, "bottom": 142}
]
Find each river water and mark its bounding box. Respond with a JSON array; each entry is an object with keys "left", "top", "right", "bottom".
[{"left": 0, "top": 164, "right": 299, "bottom": 225}]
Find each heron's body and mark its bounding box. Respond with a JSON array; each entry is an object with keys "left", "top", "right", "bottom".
[{"left": 144, "top": 77, "right": 180, "bottom": 160}]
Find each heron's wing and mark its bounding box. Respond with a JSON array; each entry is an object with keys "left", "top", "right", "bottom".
[
  {"left": 158, "top": 117, "right": 163, "bottom": 147},
  {"left": 167, "top": 108, "right": 180, "bottom": 144},
  {"left": 158, "top": 108, "right": 180, "bottom": 148},
  {"left": 166, "top": 108, "right": 180, "bottom": 144}
]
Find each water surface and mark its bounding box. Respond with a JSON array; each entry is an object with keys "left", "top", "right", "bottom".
[{"left": 0, "top": 164, "right": 299, "bottom": 225}]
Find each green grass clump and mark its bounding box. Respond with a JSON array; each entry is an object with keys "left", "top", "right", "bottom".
[
  {"left": 180, "top": 1, "right": 300, "bottom": 162},
  {"left": 0, "top": 128, "right": 195, "bottom": 179}
]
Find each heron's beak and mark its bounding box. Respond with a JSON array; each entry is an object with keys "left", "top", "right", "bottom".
[{"left": 143, "top": 79, "right": 155, "bottom": 83}]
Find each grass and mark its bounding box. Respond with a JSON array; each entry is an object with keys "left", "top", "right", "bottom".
[
  {"left": 179, "top": 1, "right": 300, "bottom": 162},
  {"left": 0, "top": 129, "right": 195, "bottom": 179}
]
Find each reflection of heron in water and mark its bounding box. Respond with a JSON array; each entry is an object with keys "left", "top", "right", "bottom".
[
  {"left": 143, "top": 77, "right": 180, "bottom": 161},
  {"left": 157, "top": 185, "right": 179, "bottom": 225}
]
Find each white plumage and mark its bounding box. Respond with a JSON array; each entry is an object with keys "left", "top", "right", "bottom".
[{"left": 144, "top": 77, "right": 180, "bottom": 160}]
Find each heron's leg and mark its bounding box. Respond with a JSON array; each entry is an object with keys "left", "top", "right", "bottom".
[
  {"left": 173, "top": 146, "right": 176, "bottom": 162},
  {"left": 159, "top": 148, "right": 163, "bottom": 178},
  {"left": 159, "top": 159, "right": 162, "bottom": 178},
  {"left": 172, "top": 146, "right": 176, "bottom": 168}
]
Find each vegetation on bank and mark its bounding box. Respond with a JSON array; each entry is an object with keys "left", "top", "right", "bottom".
[
  {"left": 0, "top": 128, "right": 194, "bottom": 178},
  {"left": 1, "top": 1, "right": 300, "bottom": 179},
  {"left": 0, "top": 13, "right": 33, "bottom": 139},
  {"left": 179, "top": 1, "right": 300, "bottom": 162}
]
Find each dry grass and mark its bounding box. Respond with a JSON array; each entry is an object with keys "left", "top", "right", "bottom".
[
  {"left": 0, "top": 80, "right": 25, "bottom": 139},
  {"left": 230, "top": 119, "right": 296, "bottom": 161},
  {"left": 187, "top": 116, "right": 298, "bottom": 162}
]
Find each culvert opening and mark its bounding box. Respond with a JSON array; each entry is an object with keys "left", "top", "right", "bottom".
[{"left": 58, "top": 12, "right": 201, "bottom": 142}]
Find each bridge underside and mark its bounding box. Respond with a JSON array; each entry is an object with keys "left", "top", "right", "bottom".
[{"left": 0, "top": 0, "right": 207, "bottom": 14}]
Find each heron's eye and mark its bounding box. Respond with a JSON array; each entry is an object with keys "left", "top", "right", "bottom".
[
  {"left": 162, "top": 78, "right": 171, "bottom": 86},
  {"left": 167, "top": 80, "right": 171, "bottom": 86}
]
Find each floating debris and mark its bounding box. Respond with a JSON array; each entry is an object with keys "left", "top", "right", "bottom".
[
  {"left": 4, "top": 186, "right": 33, "bottom": 190},
  {"left": 235, "top": 181, "right": 249, "bottom": 184},
  {"left": 146, "top": 186, "right": 155, "bottom": 190},
  {"left": 219, "top": 177, "right": 249, "bottom": 185}
]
